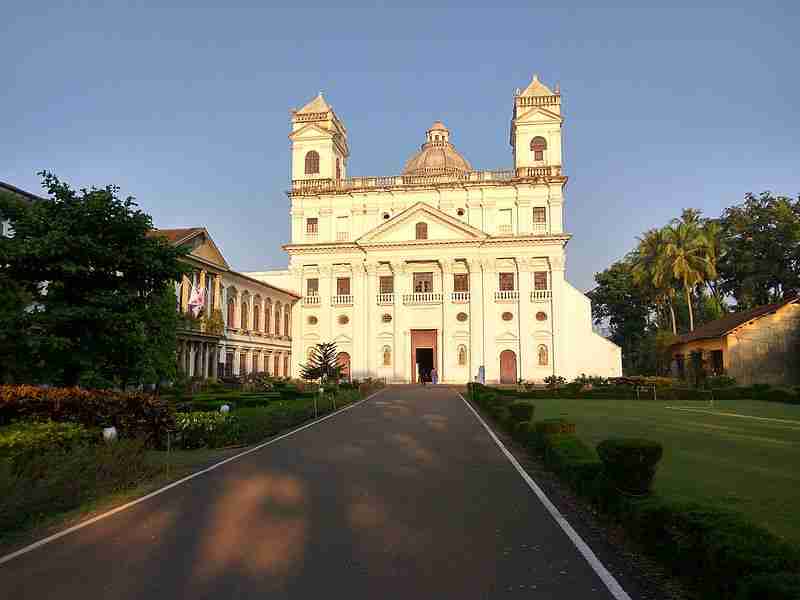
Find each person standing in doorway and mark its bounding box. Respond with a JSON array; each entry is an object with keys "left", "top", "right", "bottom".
[{"left": 431, "top": 367, "right": 438, "bottom": 385}]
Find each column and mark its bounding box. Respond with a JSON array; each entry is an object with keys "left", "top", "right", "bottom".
[
  {"left": 180, "top": 274, "right": 191, "bottom": 313},
  {"left": 289, "top": 266, "right": 303, "bottom": 376},
  {"left": 351, "top": 263, "right": 365, "bottom": 378},
  {"left": 466, "top": 259, "right": 483, "bottom": 382},
  {"left": 213, "top": 275, "right": 221, "bottom": 315},
  {"left": 391, "top": 261, "right": 408, "bottom": 382},
  {"left": 440, "top": 260, "right": 454, "bottom": 382},
  {"left": 199, "top": 270, "right": 207, "bottom": 317},
  {"left": 517, "top": 199, "right": 531, "bottom": 235},
  {"left": 549, "top": 254, "right": 568, "bottom": 379},
  {"left": 481, "top": 258, "right": 496, "bottom": 382},
  {"left": 188, "top": 342, "right": 196, "bottom": 377},
  {"left": 517, "top": 258, "right": 533, "bottom": 382},
  {"left": 319, "top": 265, "right": 333, "bottom": 343},
  {"left": 365, "top": 262, "right": 378, "bottom": 378}
]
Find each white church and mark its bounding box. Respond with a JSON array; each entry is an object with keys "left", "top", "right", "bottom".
[{"left": 249, "top": 74, "right": 621, "bottom": 384}]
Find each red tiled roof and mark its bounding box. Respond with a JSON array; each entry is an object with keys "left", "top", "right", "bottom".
[{"left": 673, "top": 297, "right": 798, "bottom": 345}]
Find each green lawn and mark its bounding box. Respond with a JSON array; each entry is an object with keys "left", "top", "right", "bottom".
[{"left": 532, "top": 398, "right": 800, "bottom": 543}]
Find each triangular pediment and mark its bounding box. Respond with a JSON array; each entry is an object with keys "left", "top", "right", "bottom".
[
  {"left": 184, "top": 230, "right": 230, "bottom": 270},
  {"left": 515, "top": 106, "right": 563, "bottom": 124},
  {"left": 288, "top": 122, "right": 331, "bottom": 141},
  {"left": 356, "top": 202, "right": 487, "bottom": 245},
  {"left": 496, "top": 330, "right": 519, "bottom": 342},
  {"left": 296, "top": 93, "right": 331, "bottom": 115}
]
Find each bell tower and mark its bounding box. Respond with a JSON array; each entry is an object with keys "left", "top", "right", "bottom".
[
  {"left": 289, "top": 92, "right": 349, "bottom": 182},
  {"left": 510, "top": 74, "right": 564, "bottom": 174}
]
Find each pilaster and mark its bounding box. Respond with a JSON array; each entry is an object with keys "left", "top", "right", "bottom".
[
  {"left": 180, "top": 274, "right": 191, "bottom": 313},
  {"left": 391, "top": 261, "right": 407, "bottom": 382},
  {"left": 549, "top": 254, "right": 568, "bottom": 379},
  {"left": 517, "top": 258, "right": 533, "bottom": 382},
  {"left": 365, "top": 262, "right": 378, "bottom": 377},
  {"left": 467, "top": 258, "right": 484, "bottom": 381},
  {"left": 481, "top": 258, "right": 497, "bottom": 382}
]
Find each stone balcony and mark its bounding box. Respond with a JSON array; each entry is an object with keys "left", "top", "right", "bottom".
[
  {"left": 451, "top": 291, "right": 470, "bottom": 303},
  {"left": 331, "top": 294, "right": 354, "bottom": 306},
  {"left": 403, "top": 292, "right": 443, "bottom": 305},
  {"left": 289, "top": 165, "right": 564, "bottom": 196},
  {"left": 303, "top": 295, "right": 320, "bottom": 306},
  {"left": 531, "top": 290, "right": 552, "bottom": 302},
  {"left": 495, "top": 290, "right": 519, "bottom": 302},
  {"left": 377, "top": 293, "right": 394, "bottom": 305}
]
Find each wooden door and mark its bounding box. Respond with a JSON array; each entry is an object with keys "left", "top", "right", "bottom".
[{"left": 500, "top": 350, "right": 517, "bottom": 384}]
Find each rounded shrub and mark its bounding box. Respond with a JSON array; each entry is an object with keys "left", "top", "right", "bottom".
[
  {"left": 507, "top": 402, "right": 535, "bottom": 423},
  {"left": 596, "top": 438, "right": 663, "bottom": 496}
]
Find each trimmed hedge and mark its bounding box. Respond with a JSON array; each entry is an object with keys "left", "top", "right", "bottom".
[
  {"left": 0, "top": 385, "right": 175, "bottom": 447},
  {"left": 0, "top": 421, "right": 99, "bottom": 473},
  {"left": 470, "top": 386, "right": 800, "bottom": 600},
  {"left": 596, "top": 438, "right": 663, "bottom": 496}
]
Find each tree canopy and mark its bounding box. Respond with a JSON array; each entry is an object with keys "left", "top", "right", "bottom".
[{"left": 0, "top": 172, "right": 187, "bottom": 386}]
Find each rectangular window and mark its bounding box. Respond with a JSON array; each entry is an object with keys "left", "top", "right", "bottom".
[
  {"left": 336, "top": 215, "right": 349, "bottom": 241},
  {"left": 533, "top": 207, "right": 547, "bottom": 223},
  {"left": 379, "top": 276, "right": 394, "bottom": 294},
  {"left": 534, "top": 271, "right": 548, "bottom": 290},
  {"left": 306, "top": 218, "right": 318, "bottom": 234},
  {"left": 711, "top": 350, "right": 724, "bottom": 375},
  {"left": 498, "top": 208, "right": 513, "bottom": 235},
  {"left": 337, "top": 277, "right": 351, "bottom": 296},
  {"left": 499, "top": 272, "right": 515, "bottom": 291},
  {"left": 307, "top": 278, "right": 319, "bottom": 295},
  {"left": 413, "top": 272, "right": 433, "bottom": 293},
  {"left": 534, "top": 149, "right": 544, "bottom": 161},
  {"left": 453, "top": 273, "right": 469, "bottom": 292}
]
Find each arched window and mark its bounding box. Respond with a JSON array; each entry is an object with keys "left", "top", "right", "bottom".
[
  {"left": 284, "top": 310, "right": 290, "bottom": 337},
  {"left": 253, "top": 303, "right": 260, "bottom": 331},
  {"left": 274, "top": 303, "right": 281, "bottom": 336},
  {"left": 265, "top": 300, "right": 272, "bottom": 335},
  {"left": 530, "top": 137, "right": 547, "bottom": 162},
  {"left": 457, "top": 345, "right": 467, "bottom": 366},
  {"left": 305, "top": 151, "right": 320, "bottom": 174},
  {"left": 537, "top": 344, "right": 549, "bottom": 366},
  {"left": 415, "top": 222, "right": 428, "bottom": 240},
  {"left": 382, "top": 345, "right": 391, "bottom": 366},
  {"left": 241, "top": 301, "right": 249, "bottom": 330},
  {"left": 227, "top": 298, "right": 236, "bottom": 328}
]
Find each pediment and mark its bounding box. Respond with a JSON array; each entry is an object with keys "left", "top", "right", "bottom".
[
  {"left": 356, "top": 202, "right": 487, "bottom": 245},
  {"left": 333, "top": 333, "right": 353, "bottom": 344},
  {"left": 288, "top": 122, "right": 331, "bottom": 141},
  {"left": 515, "top": 106, "right": 563, "bottom": 124},
  {"left": 178, "top": 229, "right": 230, "bottom": 270}
]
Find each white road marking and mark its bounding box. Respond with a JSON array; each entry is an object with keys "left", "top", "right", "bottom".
[
  {"left": 459, "top": 392, "right": 633, "bottom": 600},
  {"left": 665, "top": 405, "right": 800, "bottom": 426},
  {"left": 0, "top": 388, "right": 386, "bottom": 567}
]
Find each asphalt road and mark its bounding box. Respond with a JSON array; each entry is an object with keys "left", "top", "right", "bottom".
[{"left": 1, "top": 386, "right": 624, "bottom": 599}]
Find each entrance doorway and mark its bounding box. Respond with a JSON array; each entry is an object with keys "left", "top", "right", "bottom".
[
  {"left": 410, "top": 329, "right": 437, "bottom": 383},
  {"left": 500, "top": 349, "right": 517, "bottom": 384},
  {"left": 336, "top": 352, "right": 351, "bottom": 380}
]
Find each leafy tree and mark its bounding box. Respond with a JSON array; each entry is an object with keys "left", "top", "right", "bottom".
[
  {"left": 587, "top": 260, "right": 652, "bottom": 372},
  {"left": 663, "top": 217, "right": 717, "bottom": 331},
  {"left": 299, "top": 342, "right": 341, "bottom": 381},
  {"left": 0, "top": 172, "right": 187, "bottom": 387},
  {"left": 631, "top": 228, "right": 676, "bottom": 334},
  {"left": 716, "top": 192, "right": 800, "bottom": 309}
]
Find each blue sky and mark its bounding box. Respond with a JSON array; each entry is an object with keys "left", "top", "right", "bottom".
[{"left": 2, "top": 1, "right": 798, "bottom": 290}]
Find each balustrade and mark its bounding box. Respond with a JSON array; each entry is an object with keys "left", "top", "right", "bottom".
[
  {"left": 495, "top": 290, "right": 519, "bottom": 301},
  {"left": 403, "top": 292, "right": 443, "bottom": 305},
  {"left": 530, "top": 290, "right": 552, "bottom": 302},
  {"left": 532, "top": 221, "right": 548, "bottom": 234},
  {"left": 331, "top": 294, "right": 354, "bottom": 306},
  {"left": 303, "top": 295, "right": 320, "bottom": 306},
  {"left": 450, "top": 291, "right": 470, "bottom": 302},
  {"left": 377, "top": 293, "right": 395, "bottom": 304}
]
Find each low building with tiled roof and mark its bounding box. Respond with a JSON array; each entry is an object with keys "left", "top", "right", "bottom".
[{"left": 670, "top": 297, "right": 800, "bottom": 385}]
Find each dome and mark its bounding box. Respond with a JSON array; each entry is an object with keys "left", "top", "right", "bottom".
[{"left": 402, "top": 121, "right": 472, "bottom": 176}]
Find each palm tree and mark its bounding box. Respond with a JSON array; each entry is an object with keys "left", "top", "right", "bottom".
[
  {"left": 631, "top": 228, "right": 677, "bottom": 335},
  {"left": 663, "top": 222, "right": 717, "bottom": 331}
]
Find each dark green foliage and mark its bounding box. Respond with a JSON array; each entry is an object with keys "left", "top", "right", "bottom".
[
  {"left": 0, "top": 421, "right": 99, "bottom": 472},
  {"left": 596, "top": 438, "right": 663, "bottom": 496},
  {"left": 300, "top": 342, "right": 341, "bottom": 381},
  {"left": 737, "top": 572, "right": 800, "bottom": 600},
  {"left": 0, "top": 438, "right": 154, "bottom": 533},
  {"left": 0, "top": 173, "right": 186, "bottom": 386},
  {"left": 174, "top": 412, "right": 241, "bottom": 449},
  {"left": 507, "top": 401, "right": 535, "bottom": 423},
  {"left": 535, "top": 418, "right": 576, "bottom": 435}
]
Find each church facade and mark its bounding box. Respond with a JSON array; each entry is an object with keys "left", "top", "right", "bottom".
[{"left": 249, "top": 75, "right": 621, "bottom": 384}]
